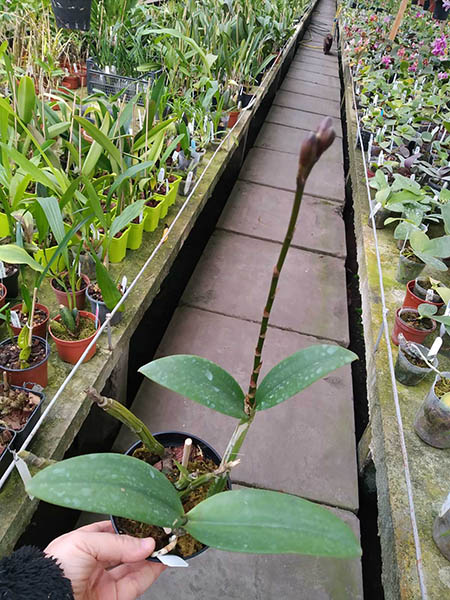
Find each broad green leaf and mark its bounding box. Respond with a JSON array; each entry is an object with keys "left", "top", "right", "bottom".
[
  {"left": 139, "top": 355, "right": 246, "bottom": 419},
  {"left": 255, "top": 345, "right": 357, "bottom": 411},
  {"left": 26, "top": 454, "right": 185, "bottom": 528},
  {"left": 418, "top": 303, "right": 438, "bottom": 318},
  {"left": 17, "top": 76, "right": 35, "bottom": 125},
  {"left": 424, "top": 236, "right": 450, "bottom": 258},
  {"left": 185, "top": 489, "right": 361, "bottom": 558},
  {"left": 92, "top": 251, "right": 124, "bottom": 312},
  {"left": 0, "top": 244, "right": 43, "bottom": 271},
  {"left": 410, "top": 230, "right": 429, "bottom": 254},
  {"left": 415, "top": 252, "right": 447, "bottom": 271},
  {"left": 37, "top": 197, "right": 65, "bottom": 244},
  {"left": 75, "top": 115, "right": 123, "bottom": 174},
  {"left": 1, "top": 144, "right": 56, "bottom": 191},
  {"left": 110, "top": 201, "right": 145, "bottom": 239}
]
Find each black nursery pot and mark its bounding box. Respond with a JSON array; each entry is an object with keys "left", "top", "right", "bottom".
[
  {"left": 2, "top": 266, "right": 19, "bottom": 298},
  {"left": 51, "top": 0, "right": 92, "bottom": 31},
  {"left": 4, "top": 384, "right": 45, "bottom": 449},
  {"left": 111, "top": 431, "right": 231, "bottom": 562},
  {"left": 0, "top": 428, "right": 16, "bottom": 478}
]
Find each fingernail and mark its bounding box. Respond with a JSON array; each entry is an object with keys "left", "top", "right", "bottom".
[{"left": 140, "top": 538, "right": 155, "bottom": 551}]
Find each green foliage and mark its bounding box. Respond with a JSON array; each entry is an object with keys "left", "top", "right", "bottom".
[
  {"left": 255, "top": 346, "right": 358, "bottom": 411},
  {"left": 139, "top": 355, "right": 246, "bottom": 419}
]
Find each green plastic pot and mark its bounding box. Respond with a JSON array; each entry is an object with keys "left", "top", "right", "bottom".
[
  {"left": 102, "top": 227, "right": 130, "bottom": 264},
  {"left": 156, "top": 192, "right": 171, "bottom": 219},
  {"left": 127, "top": 219, "right": 144, "bottom": 250},
  {"left": 35, "top": 245, "right": 68, "bottom": 273},
  {"left": 143, "top": 201, "right": 162, "bottom": 233},
  {"left": 167, "top": 175, "right": 182, "bottom": 206},
  {"left": 0, "top": 212, "right": 10, "bottom": 237}
]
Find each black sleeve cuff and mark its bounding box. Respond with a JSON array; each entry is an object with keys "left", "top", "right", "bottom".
[{"left": 0, "top": 545, "right": 74, "bottom": 599}]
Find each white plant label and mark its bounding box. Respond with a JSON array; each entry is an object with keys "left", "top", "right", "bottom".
[
  {"left": 0, "top": 261, "right": 5, "bottom": 279},
  {"left": 188, "top": 122, "right": 194, "bottom": 135},
  {"left": 172, "top": 150, "right": 179, "bottom": 164},
  {"left": 427, "top": 337, "right": 442, "bottom": 358},
  {"left": 373, "top": 94, "right": 378, "bottom": 106},
  {"left": 431, "top": 126, "right": 439, "bottom": 137},
  {"left": 10, "top": 311, "right": 21, "bottom": 328},
  {"left": 439, "top": 493, "right": 450, "bottom": 518},
  {"left": 184, "top": 171, "right": 194, "bottom": 195},
  {"left": 158, "top": 168, "right": 165, "bottom": 183},
  {"left": 377, "top": 151, "right": 384, "bottom": 167},
  {"left": 157, "top": 555, "right": 189, "bottom": 568},
  {"left": 138, "top": 212, "right": 143, "bottom": 224},
  {"left": 13, "top": 453, "right": 33, "bottom": 497},
  {"left": 425, "top": 289, "right": 434, "bottom": 302},
  {"left": 95, "top": 303, "right": 100, "bottom": 328},
  {"left": 369, "top": 202, "right": 382, "bottom": 219},
  {"left": 121, "top": 276, "right": 127, "bottom": 291}
]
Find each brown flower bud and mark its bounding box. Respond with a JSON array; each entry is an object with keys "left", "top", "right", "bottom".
[{"left": 299, "top": 132, "right": 318, "bottom": 172}]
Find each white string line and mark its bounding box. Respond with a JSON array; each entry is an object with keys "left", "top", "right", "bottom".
[
  {"left": 0, "top": 10, "right": 308, "bottom": 491},
  {"left": 348, "top": 62, "right": 428, "bottom": 599}
]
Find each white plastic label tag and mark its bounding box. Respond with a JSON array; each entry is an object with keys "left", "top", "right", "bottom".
[
  {"left": 10, "top": 311, "right": 21, "bottom": 328},
  {"left": 428, "top": 337, "right": 442, "bottom": 358},
  {"left": 0, "top": 261, "right": 6, "bottom": 279},
  {"left": 157, "top": 555, "right": 189, "bottom": 568},
  {"left": 13, "top": 453, "right": 33, "bottom": 497},
  {"left": 369, "top": 202, "right": 382, "bottom": 219},
  {"left": 158, "top": 168, "right": 165, "bottom": 183},
  {"left": 188, "top": 122, "right": 194, "bottom": 135},
  {"left": 377, "top": 151, "right": 384, "bottom": 167},
  {"left": 439, "top": 493, "right": 450, "bottom": 518},
  {"left": 431, "top": 126, "right": 439, "bottom": 137},
  {"left": 121, "top": 276, "right": 127, "bottom": 291},
  {"left": 425, "top": 289, "right": 434, "bottom": 302},
  {"left": 184, "top": 172, "right": 194, "bottom": 195},
  {"left": 172, "top": 151, "right": 179, "bottom": 163}
]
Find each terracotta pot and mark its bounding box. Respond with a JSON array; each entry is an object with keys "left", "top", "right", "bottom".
[
  {"left": 10, "top": 303, "right": 50, "bottom": 339},
  {"left": 402, "top": 280, "right": 444, "bottom": 311},
  {"left": 60, "top": 75, "right": 80, "bottom": 90},
  {"left": 227, "top": 110, "right": 240, "bottom": 128},
  {"left": 49, "top": 311, "right": 99, "bottom": 364},
  {"left": 0, "top": 336, "right": 50, "bottom": 387},
  {"left": 392, "top": 307, "right": 436, "bottom": 346},
  {"left": 50, "top": 274, "right": 90, "bottom": 310},
  {"left": 0, "top": 283, "right": 7, "bottom": 309}
]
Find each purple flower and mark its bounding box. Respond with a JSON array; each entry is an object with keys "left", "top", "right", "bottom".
[
  {"left": 431, "top": 35, "right": 447, "bottom": 57},
  {"left": 381, "top": 55, "right": 392, "bottom": 67},
  {"left": 438, "top": 71, "right": 449, "bottom": 80},
  {"left": 443, "top": 0, "right": 450, "bottom": 11}
]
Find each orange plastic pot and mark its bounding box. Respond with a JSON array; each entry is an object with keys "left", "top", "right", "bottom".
[
  {"left": 402, "top": 280, "right": 444, "bottom": 311},
  {"left": 391, "top": 308, "right": 437, "bottom": 346},
  {"left": 10, "top": 303, "right": 50, "bottom": 339},
  {"left": 50, "top": 311, "right": 99, "bottom": 364},
  {"left": 50, "top": 274, "right": 90, "bottom": 310},
  {"left": 227, "top": 110, "right": 240, "bottom": 128},
  {"left": 0, "top": 336, "right": 50, "bottom": 387}
]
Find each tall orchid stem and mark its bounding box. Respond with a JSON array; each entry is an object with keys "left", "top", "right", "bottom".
[{"left": 208, "top": 119, "right": 336, "bottom": 496}]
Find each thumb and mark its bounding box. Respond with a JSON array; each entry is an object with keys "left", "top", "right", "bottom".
[{"left": 77, "top": 531, "right": 156, "bottom": 566}]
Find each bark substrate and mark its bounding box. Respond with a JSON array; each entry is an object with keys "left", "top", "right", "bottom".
[
  {"left": 0, "top": 429, "right": 13, "bottom": 453},
  {"left": 16, "top": 309, "right": 48, "bottom": 327},
  {"left": 116, "top": 444, "right": 217, "bottom": 558},
  {"left": 52, "top": 275, "right": 87, "bottom": 293},
  {"left": 0, "top": 385, "right": 40, "bottom": 430},
  {"left": 50, "top": 316, "right": 96, "bottom": 341},
  {"left": 403, "top": 349, "right": 428, "bottom": 368},
  {"left": 400, "top": 311, "right": 433, "bottom": 330},
  {"left": 435, "top": 377, "right": 450, "bottom": 398},
  {"left": 0, "top": 339, "right": 46, "bottom": 370}
]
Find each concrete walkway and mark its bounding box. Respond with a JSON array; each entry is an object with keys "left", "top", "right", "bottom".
[{"left": 116, "top": 1, "right": 363, "bottom": 597}]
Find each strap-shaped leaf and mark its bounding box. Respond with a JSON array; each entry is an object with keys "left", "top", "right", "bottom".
[
  {"left": 26, "top": 454, "right": 184, "bottom": 528},
  {"left": 17, "top": 76, "right": 35, "bottom": 125},
  {"left": 139, "top": 355, "right": 246, "bottom": 419},
  {"left": 255, "top": 345, "right": 357, "bottom": 411},
  {"left": 185, "top": 489, "right": 361, "bottom": 558},
  {"left": 0, "top": 244, "right": 44, "bottom": 272}
]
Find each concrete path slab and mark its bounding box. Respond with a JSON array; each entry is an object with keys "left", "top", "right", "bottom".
[
  {"left": 255, "top": 122, "right": 344, "bottom": 168},
  {"left": 287, "top": 67, "right": 340, "bottom": 88},
  {"left": 217, "top": 181, "right": 346, "bottom": 258},
  {"left": 274, "top": 90, "right": 340, "bottom": 117},
  {"left": 267, "top": 105, "right": 343, "bottom": 137},
  {"left": 139, "top": 501, "right": 362, "bottom": 600},
  {"left": 181, "top": 231, "right": 350, "bottom": 345},
  {"left": 116, "top": 307, "right": 357, "bottom": 509},
  {"left": 240, "top": 146, "right": 345, "bottom": 203},
  {"left": 281, "top": 76, "right": 340, "bottom": 101}
]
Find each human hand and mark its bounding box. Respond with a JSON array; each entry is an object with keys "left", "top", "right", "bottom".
[{"left": 44, "top": 520, "right": 166, "bottom": 600}]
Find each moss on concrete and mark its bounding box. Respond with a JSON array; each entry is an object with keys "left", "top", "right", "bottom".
[{"left": 343, "top": 55, "right": 450, "bottom": 599}]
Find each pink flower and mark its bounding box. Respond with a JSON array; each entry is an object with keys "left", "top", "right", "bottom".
[
  {"left": 431, "top": 35, "right": 447, "bottom": 57},
  {"left": 408, "top": 60, "right": 418, "bottom": 72},
  {"left": 397, "top": 47, "right": 406, "bottom": 58},
  {"left": 381, "top": 55, "right": 392, "bottom": 68},
  {"left": 443, "top": 0, "right": 450, "bottom": 11},
  {"left": 383, "top": 15, "right": 391, "bottom": 23},
  {"left": 369, "top": 14, "right": 377, "bottom": 21},
  {"left": 438, "top": 71, "right": 449, "bottom": 80}
]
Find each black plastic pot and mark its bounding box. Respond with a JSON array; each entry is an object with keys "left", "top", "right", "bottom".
[
  {"left": 0, "top": 428, "right": 16, "bottom": 478},
  {"left": 414, "top": 372, "right": 450, "bottom": 448},
  {"left": 86, "top": 287, "right": 123, "bottom": 326},
  {"left": 2, "top": 265, "right": 19, "bottom": 298},
  {"left": 51, "top": 0, "right": 92, "bottom": 31},
  {"left": 0, "top": 383, "right": 44, "bottom": 449},
  {"left": 396, "top": 254, "right": 425, "bottom": 285},
  {"left": 239, "top": 90, "right": 255, "bottom": 109},
  {"left": 394, "top": 343, "right": 437, "bottom": 386},
  {"left": 111, "top": 431, "right": 230, "bottom": 562},
  {"left": 358, "top": 129, "right": 372, "bottom": 151},
  {"left": 433, "top": 507, "right": 450, "bottom": 561}
]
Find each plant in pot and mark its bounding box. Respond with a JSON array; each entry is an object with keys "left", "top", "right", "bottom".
[
  {"left": 394, "top": 333, "right": 439, "bottom": 386},
  {"left": 85, "top": 252, "right": 125, "bottom": 326},
  {"left": 402, "top": 276, "right": 447, "bottom": 310},
  {"left": 396, "top": 229, "right": 450, "bottom": 284},
  {"left": 49, "top": 304, "right": 100, "bottom": 365},
  {"left": 414, "top": 364, "right": 450, "bottom": 450},
  {"left": 392, "top": 303, "right": 437, "bottom": 346},
  {"left": 27, "top": 119, "right": 361, "bottom": 563},
  {"left": 0, "top": 373, "right": 44, "bottom": 447}
]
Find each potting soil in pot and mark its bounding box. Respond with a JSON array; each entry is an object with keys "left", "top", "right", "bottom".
[
  {"left": 400, "top": 311, "right": 434, "bottom": 331},
  {"left": 87, "top": 282, "right": 124, "bottom": 303},
  {"left": 0, "top": 385, "right": 40, "bottom": 430},
  {"left": 15, "top": 308, "right": 48, "bottom": 327},
  {"left": 0, "top": 339, "right": 47, "bottom": 370},
  {"left": 115, "top": 443, "right": 218, "bottom": 558},
  {"left": 50, "top": 316, "right": 96, "bottom": 341},
  {"left": 52, "top": 275, "right": 88, "bottom": 293},
  {"left": 402, "top": 349, "right": 429, "bottom": 368},
  {"left": 434, "top": 378, "right": 450, "bottom": 401},
  {"left": 0, "top": 429, "right": 13, "bottom": 453}
]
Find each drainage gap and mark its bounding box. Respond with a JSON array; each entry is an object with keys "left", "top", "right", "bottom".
[{"left": 338, "top": 41, "right": 385, "bottom": 600}]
